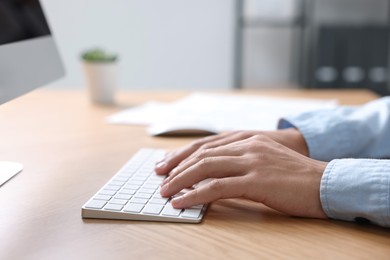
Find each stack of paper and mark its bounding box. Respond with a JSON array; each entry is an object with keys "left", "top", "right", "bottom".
[{"left": 107, "top": 92, "right": 338, "bottom": 133}]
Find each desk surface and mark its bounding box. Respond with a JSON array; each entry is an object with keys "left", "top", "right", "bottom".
[{"left": 1, "top": 88, "right": 388, "bottom": 259}]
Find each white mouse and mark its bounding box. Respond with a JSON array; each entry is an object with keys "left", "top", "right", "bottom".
[{"left": 148, "top": 123, "right": 218, "bottom": 137}]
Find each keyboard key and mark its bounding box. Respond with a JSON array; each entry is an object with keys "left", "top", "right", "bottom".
[
  {"left": 128, "top": 180, "right": 144, "bottom": 185},
  {"left": 99, "top": 190, "right": 117, "bottom": 196},
  {"left": 162, "top": 204, "right": 182, "bottom": 217},
  {"left": 149, "top": 175, "right": 165, "bottom": 181},
  {"left": 93, "top": 194, "right": 112, "bottom": 201},
  {"left": 104, "top": 203, "right": 124, "bottom": 211},
  {"left": 134, "top": 193, "right": 152, "bottom": 199},
  {"left": 120, "top": 188, "right": 137, "bottom": 195},
  {"left": 132, "top": 176, "right": 148, "bottom": 181},
  {"left": 85, "top": 200, "right": 107, "bottom": 209},
  {"left": 113, "top": 176, "right": 130, "bottom": 181},
  {"left": 136, "top": 172, "right": 151, "bottom": 176},
  {"left": 104, "top": 185, "right": 122, "bottom": 191},
  {"left": 125, "top": 184, "right": 141, "bottom": 190},
  {"left": 110, "top": 199, "right": 128, "bottom": 205},
  {"left": 117, "top": 173, "right": 133, "bottom": 178},
  {"left": 130, "top": 198, "right": 149, "bottom": 204},
  {"left": 142, "top": 204, "right": 164, "bottom": 215},
  {"left": 149, "top": 198, "right": 168, "bottom": 205},
  {"left": 146, "top": 180, "right": 162, "bottom": 185},
  {"left": 152, "top": 193, "right": 166, "bottom": 199},
  {"left": 138, "top": 188, "right": 156, "bottom": 194},
  {"left": 110, "top": 180, "right": 126, "bottom": 186},
  {"left": 138, "top": 169, "right": 152, "bottom": 175},
  {"left": 114, "top": 194, "right": 132, "bottom": 200},
  {"left": 143, "top": 184, "right": 159, "bottom": 190},
  {"left": 124, "top": 203, "right": 144, "bottom": 213},
  {"left": 181, "top": 208, "right": 202, "bottom": 219}
]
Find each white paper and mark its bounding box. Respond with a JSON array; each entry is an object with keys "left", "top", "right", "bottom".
[
  {"left": 107, "top": 92, "right": 338, "bottom": 133},
  {"left": 107, "top": 101, "right": 171, "bottom": 125}
]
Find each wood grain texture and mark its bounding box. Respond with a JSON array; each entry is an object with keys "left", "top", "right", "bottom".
[{"left": 1, "top": 88, "right": 388, "bottom": 260}]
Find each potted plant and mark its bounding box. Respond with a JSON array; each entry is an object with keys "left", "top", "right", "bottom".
[{"left": 81, "top": 48, "right": 118, "bottom": 105}]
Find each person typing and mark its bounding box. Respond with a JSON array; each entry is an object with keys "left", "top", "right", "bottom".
[{"left": 156, "top": 97, "right": 390, "bottom": 228}]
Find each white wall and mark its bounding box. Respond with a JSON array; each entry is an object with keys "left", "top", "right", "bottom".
[
  {"left": 42, "top": 0, "right": 389, "bottom": 91},
  {"left": 41, "top": 0, "right": 235, "bottom": 90}
]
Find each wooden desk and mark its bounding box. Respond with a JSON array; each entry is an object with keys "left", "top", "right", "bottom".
[{"left": 1, "top": 88, "right": 388, "bottom": 259}]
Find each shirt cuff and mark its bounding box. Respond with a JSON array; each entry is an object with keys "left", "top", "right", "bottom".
[
  {"left": 320, "top": 159, "right": 390, "bottom": 227},
  {"left": 278, "top": 112, "right": 361, "bottom": 161}
]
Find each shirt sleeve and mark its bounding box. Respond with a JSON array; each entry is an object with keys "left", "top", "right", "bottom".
[
  {"left": 321, "top": 159, "right": 390, "bottom": 227},
  {"left": 278, "top": 97, "right": 390, "bottom": 227},
  {"left": 278, "top": 96, "right": 390, "bottom": 161}
]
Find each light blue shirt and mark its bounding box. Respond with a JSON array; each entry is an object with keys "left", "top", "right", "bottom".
[{"left": 278, "top": 97, "right": 390, "bottom": 227}]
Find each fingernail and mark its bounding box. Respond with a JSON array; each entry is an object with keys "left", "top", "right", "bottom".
[
  {"left": 155, "top": 161, "right": 167, "bottom": 169},
  {"left": 160, "top": 183, "right": 168, "bottom": 194},
  {"left": 171, "top": 196, "right": 183, "bottom": 207}
]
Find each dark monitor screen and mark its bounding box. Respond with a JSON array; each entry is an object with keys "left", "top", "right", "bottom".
[
  {"left": 0, "top": 0, "right": 64, "bottom": 105},
  {"left": 0, "top": 0, "right": 51, "bottom": 45}
]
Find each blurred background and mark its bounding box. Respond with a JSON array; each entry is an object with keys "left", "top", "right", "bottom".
[{"left": 42, "top": 0, "right": 390, "bottom": 95}]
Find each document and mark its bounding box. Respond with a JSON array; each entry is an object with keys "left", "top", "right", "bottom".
[
  {"left": 107, "top": 92, "right": 337, "bottom": 133},
  {"left": 107, "top": 101, "right": 171, "bottom": 125}
]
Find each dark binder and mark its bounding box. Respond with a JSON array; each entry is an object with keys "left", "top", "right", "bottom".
[
  {"left": 340, "top": 27, "right": 366, "bottom": 89},
  {"left": 314, "top": 26, "right": 342, "bottom": 88},
  {"left": 365, "top": 26, "right": 389, "bottom": 96}
]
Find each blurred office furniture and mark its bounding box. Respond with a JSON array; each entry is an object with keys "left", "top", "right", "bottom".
[
  {"left": 236, "top": 0, "right": 390, "bottom": 96},
  {"left": 234, "top": 0, "right": 305, "bottom": 88},
  {"left": 301, "top": 0, "right": 390, "bottom": 96}
]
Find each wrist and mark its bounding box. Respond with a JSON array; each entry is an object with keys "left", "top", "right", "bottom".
[
  {"left": 289, "top": 128, "right": 309, "bottom": 156},
  {"left": 271, "top": 128, "right": 309, "bottom": 156},
  {"left": 310, "top": 160, "right": 328, "bottom": 218}
]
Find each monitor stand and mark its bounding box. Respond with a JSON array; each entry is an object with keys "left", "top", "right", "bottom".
[{"left": 0, "top": 161, "right": 23, "bottom": 186}]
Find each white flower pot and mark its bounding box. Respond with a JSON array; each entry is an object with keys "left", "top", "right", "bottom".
[{"left": 83, "top": 62, "right": 118, "bottom": 105}]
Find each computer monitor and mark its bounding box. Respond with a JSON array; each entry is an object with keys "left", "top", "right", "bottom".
[{"left": 0, "top": 0, "right": 64, "bottom": 184}]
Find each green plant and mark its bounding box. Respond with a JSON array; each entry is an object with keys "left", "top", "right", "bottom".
[{"left": 81, "top": 48, "right": 118, "bottom": 63}]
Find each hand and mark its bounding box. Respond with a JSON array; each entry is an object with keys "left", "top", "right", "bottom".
[
  {"left": 157, "top": 134, "right": 328, "bottom": 219},
  {"left": 155, "top": 128, "right": 309, "bottom": 176}
]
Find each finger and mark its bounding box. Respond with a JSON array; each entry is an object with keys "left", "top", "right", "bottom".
[
  {"left": 170, "top": 177, "right": 245, "bottom": 209},
  {"left": 154, "top": 132, "right": 234, "bottom": 175},
  {"left": 164, "top": 133, "right": 259, "bottom": 184},
  {"left": 160, "top": 156, "right": 246, "bottom": 197},
  {"left": 175, "top": 131, "right": 257, "bottom": 171},
  {"left": 162, "top": 143, "right": 245, "bottom": 185}
]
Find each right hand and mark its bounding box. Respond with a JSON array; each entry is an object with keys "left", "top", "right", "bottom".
[{"left": 158, "top": 133, "right": 327, "bottom": 218}]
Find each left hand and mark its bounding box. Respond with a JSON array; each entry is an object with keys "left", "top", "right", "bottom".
[
  {"left": 159, "top": 135, "right": 328, "bottom": 219},
  {"left": 155, "top": 129, "right": 309, "bottom": 176}
]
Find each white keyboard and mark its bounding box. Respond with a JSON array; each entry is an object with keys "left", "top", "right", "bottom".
[{"left": 81, "top": 148, "right": 207, "bottom": 223}]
